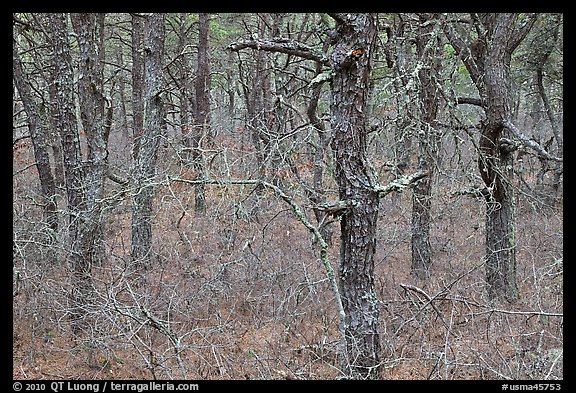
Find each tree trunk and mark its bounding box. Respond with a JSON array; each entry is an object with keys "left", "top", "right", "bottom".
[
  {"left": 228, "top": 13, "right": 382, "bottom": 378},
  {"left": 71, "top": 13, "right": 110, "bottom": 267},
  {"left": 131, "top": 13, "right": 165, "bottom": 269},
  {"left": 444, "top": 13, "right": 537, "bottom": 302},
  {"left": 49, "top": 12, "right": 93, "bottom": 332},
  {"left": 13, "top": 37, "right": 59, "bottom": 232},
  {"left": 411, "top": 14, "right": 442, "bottom": 280},
  {"left": 329, "top": 13, "right": 380, "bottom": 379},
  {"left": 131, "top": 14, "right": 145, "bottom": 161},
  {"left": 47, "top": 77, "right": 66, "bottom": 190},
  {"left": 478, "top": 14, "right": 520, "bottom": 302},
  {"left": 193, "top": 13, "right": 211, "bottom": 214},
  {"left": 116, "top": 48, "right": 130, "bottom": 142}
]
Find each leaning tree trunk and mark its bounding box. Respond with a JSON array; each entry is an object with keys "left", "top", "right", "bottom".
[
  {"left": 13, "top": 38, "right": 59, "bottom": 232},
  {"left": 329, "top": 13, "right": 380, "bottom": 379},
  {"left": 411, "top": 14, "right": 442, "bottom": 279},
  {"left": 49, "top": 12, "right": 93, "bottom": 332},
  {"left": 131, "top": 13, "right": 165, "bottom": 269}
]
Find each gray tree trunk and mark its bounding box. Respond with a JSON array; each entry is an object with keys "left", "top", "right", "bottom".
[
  {"left": 307, "top": 46, "right": 333, "bottom": 246},
  {"left": 411, "top": 14, "right": 442, "bottom": 280},
  {"left": 49, "top": 12, "right": 93, "bottom": 332},
  {"left": 479, "top": 15, "right": 521, "bottom": 302},
  {"left": 228, "top": 13, "right": 382, "bottom": 378},
  {"left": 329, "top": 13, "right": 380, "bottom": 379},
  {"left": 131, "top": 14, "right": 145, "bottom": 161},
  {"left": 47, "top": 76, "right": 66, "bottom": 190},
  {"left": 445, "top": 13, "right": 536, "bottom": 302},
  {"left": 131, "top": 13, "right": 165, "bottom": 269},
  {"left": 193, "top": 13, "right": 211, "bottom": 214},
  {"left": 13, "top": 37, "right": 59, "bottom": 232},
  {"left": 71, "top": 13, "right": 110, "bottom": 266}
]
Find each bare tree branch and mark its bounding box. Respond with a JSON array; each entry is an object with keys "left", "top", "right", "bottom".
[
  {"left": 13, "top": 134, "right": 31, "bottom": 146},
  {"left": 502, "top": 120, "right": 563, "bottom": 162},
  {"left": 442, "top": 14, "right": 482, "bottom": 86},
  {"left": 507, "top": 13, "right": 538, "bottom": 53},
  {"left": 374, "top": 170, "right": 428, "bottom": 197},
  {"left": 456, "top": 96, "right": 483, "bottom": 107},
  {"left": 228, "top": 37, "right": 330, "bottom": 66},
  {"left": 327, "top": 13, "right": 349, "bottom": 25},
  {"left": 168, "top": 175, "right": 346, "bottom": 351},
  {"left": 473, "top": 308, "right": 563, "bottom": 318},
  {"left": 107, "top": 168, "right": 129, "bottom": 186}
]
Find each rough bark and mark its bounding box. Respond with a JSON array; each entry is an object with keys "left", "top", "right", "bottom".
[
  {"left": 13, "top": 37, "right": 59, "bottom": 231},
  {"left": 49, "top": 12, "right": 93, "bottom": 331},
  {"left": 329, "top": 13, "right": 380, "bottom": 379},
  {"left": 446, "top": 13, "right": 536, "bottom": 302},
  {"left": 71, "top": 13, "right": 110, "bottom": 266},
  {"left": 131, "top": 13, "right": 165, "bottom": 269},
  {"left": 479, "top": 15, "right": 521, "bottom": 302},
  {"left": 192, "top": 13, "right": 211, "bottom": 214},
  {"left": 411, "top": 14, "right": 442, "bottom": 280},
  {"left": 131, "top": 14, "right": 145, "bottom": 161},
  {"left": 228, "top": 13, "right": 382, "bottom": 378}
]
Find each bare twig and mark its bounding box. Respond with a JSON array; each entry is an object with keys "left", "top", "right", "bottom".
[
  {"left": 374, "top": 170, "right": 428, "bottom": 197},
  {"left": 228, "top": 37, "right": 329, "bottom": 66},
  {"left": 502, "top": 120, "right": 563, "bottom": 162}
]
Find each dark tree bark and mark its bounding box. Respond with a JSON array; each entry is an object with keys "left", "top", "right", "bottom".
[
  {"left": 49, "top": 12, "right": 93, "bottom": 331},
  {"left": 480, "top": 16, "right": 519, "bottom": 302},
  {"left": 192, "top": 13, "right": 211, "bottom": 214},
  {"left": 131, "top": 14, "right": 145, "bottom": 161},
  {"left": 115, "top": 47, "right": 130, "bottom": 142},
  {"left": 13, "top": 37, "right": 59, "bottom": 232},
  {"left": 328, "top": 13, "right": 380, "bottom": 379},
  {"left": 131, "top": 13, "right": 165, "bottom": 269},
  {"left": 47, "top": 75, "right": 66, "bottom": 189},
  {"left": 411, "top": 14, "right": 443, "bottom": 280},
  {"left": 71, "top": 13, "right": 111, "bottom": 266},
  {"left": 229, "top": 13, "right": 382, "bottom": 378},
  {"left": 174, "top": 13, "right": 193, "bottom": 163},
  {"left": 445, "top": 13, "right": 537, "bottom": 302}
]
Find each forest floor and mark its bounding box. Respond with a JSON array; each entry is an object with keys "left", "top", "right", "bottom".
[{"left": 13, "top": 183, "right": 563, "bottom": 380}]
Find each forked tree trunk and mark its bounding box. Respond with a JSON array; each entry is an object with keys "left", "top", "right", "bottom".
[
  {"left": 228, "top": 13, "right": 382, "bottom": 378},
  {"left": 444, "top": 13, "right": 536, "bottom": 302}
]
